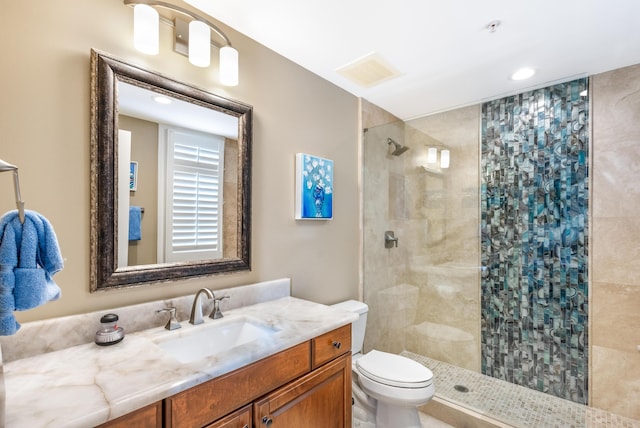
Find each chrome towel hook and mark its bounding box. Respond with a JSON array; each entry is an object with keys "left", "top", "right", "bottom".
[{"left": 0, "top": 159, "right": 26, "bottom": 223}]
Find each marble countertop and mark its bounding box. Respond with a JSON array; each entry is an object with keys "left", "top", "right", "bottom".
[{"left": 3, "top": 296, "right": 357, "bottom": 428}]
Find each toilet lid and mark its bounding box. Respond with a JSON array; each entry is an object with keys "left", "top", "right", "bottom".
[{"left": 356, "top": 350, "right": 433, "bottom": 388}]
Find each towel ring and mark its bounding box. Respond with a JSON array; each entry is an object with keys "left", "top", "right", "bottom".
[{"left": 0, "top": 159, "right": 26, "bottom": 223}]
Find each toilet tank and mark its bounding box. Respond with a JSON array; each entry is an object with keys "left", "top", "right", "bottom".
[{"left": 331, "top": 300, "right": 368, "bottom": 355}]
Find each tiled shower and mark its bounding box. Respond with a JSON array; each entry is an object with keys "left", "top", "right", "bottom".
[
  {"left": 362, "top": 65, "right": 640, "bottom": 423},
  {"left": 364, "top": 80, "right": 590, "bottom": 402}
]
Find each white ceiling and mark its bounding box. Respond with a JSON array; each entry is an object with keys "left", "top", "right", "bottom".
[
  {"left": 185, "top": 0, "right": 640, "bottom": 120},
  {"left": 118, "top": 81, "right": 239, "bottom": 138}
]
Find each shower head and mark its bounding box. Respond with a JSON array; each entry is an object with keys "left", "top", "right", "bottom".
[{"left": 387, "top": 138, "right": 409, "bottom": 156}]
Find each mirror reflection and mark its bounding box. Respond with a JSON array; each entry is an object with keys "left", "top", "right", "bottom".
[
  {"left": 90, "top": 49, "right": 252, "bottom": 291},
  {"left": 117, "top": 82, "right": 240, "bottom": 267}
]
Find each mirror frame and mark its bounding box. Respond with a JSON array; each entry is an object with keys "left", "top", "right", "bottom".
[{"left": 90, "top": 49, "right": 252, "bottom": 291}]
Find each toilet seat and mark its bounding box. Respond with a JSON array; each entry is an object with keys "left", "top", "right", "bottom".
[{"left": 356, "top": 350, "right": 433, "bottom": 388}]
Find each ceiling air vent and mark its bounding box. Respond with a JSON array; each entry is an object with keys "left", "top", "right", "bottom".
[{"left": 336, "top": 53, "right": 402, "bottom": 88}]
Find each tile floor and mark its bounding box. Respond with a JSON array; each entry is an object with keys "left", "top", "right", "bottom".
[{"left": 402, "top": 351, "right": 640, "bottom": 428}]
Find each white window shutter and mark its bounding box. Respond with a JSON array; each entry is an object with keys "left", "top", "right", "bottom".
[{"left": 160, "top": 128, "right": 224, "bottom": 263}]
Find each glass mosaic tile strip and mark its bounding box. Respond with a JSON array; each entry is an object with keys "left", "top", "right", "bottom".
[{"left": 480, "top": 78, "right": 589, "bottom": 404}]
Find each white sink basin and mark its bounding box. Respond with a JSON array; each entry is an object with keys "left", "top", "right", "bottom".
[{"left": 154, "top": 315, "right": 279, "bottom": 363}]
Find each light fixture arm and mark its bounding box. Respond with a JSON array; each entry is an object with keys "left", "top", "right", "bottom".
[{"left": 123, "top": 0, "right": 233, "bottom": 47}]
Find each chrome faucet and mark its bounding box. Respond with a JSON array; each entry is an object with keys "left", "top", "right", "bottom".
[{"left": 189, "top": 288, "right": 214, "bottom": 325}]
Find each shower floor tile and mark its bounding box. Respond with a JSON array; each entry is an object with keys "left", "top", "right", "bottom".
[{"left": 401, "top": 351, "right": 640, "bottom": 428}]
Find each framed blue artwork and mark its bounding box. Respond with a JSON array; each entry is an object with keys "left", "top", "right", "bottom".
[
  {"left": 129, "top": 161, "right": 138, "bottom": 191},
  {"left": 295, "top": 153, "right": 333, "bottom": 220}
]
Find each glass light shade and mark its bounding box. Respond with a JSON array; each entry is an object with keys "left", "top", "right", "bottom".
[
  {"left": 189, "top": 21, "right": 211, "bottom": 67},
  {"left": 133, "top": 4, "right": 159, "bottom": 55},
  {"left": 427, "top": 147, "right": 438, "bottom": 164},
  {"left": 219, "top": 46, "right": 239, "bottom": 86},
  {"left": 440, "top": 150, "right": 450, "bottom": 168}
]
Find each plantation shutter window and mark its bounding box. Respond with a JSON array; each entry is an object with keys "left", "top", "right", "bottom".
[{"left": 160, "top": 127, "right": 224, "bottom": 263}]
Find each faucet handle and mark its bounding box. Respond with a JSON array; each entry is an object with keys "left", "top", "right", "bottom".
[
  {"left": 209, "top": 296, "right": 230, "bottom": 319},
  {"left": 156, "top": 307, "right": 181, "bottom": 330}
]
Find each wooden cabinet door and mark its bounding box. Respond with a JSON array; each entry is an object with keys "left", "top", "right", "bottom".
[
  {"left": 166, "top": 342, "right": 310, "bottom": 428},
  {"left": 254, "top": 354, "right": 351, "bottom": 428},
  {"left": 205, "top": 404, "right": 252, "bottom": 428}
]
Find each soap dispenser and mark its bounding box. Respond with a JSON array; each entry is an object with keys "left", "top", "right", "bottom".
[{"left": 94, "top": 313, "right": 125, "bottom": 346}]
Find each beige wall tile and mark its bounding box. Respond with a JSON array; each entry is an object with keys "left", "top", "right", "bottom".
[
  {"left": 591, "top": 281, "right": 640, "bottom": 352},
  {"left": 591, "top": 345, "right": 640, "bottom": 420},
  {"left": 362, "top": 98, "right": 401, "bottom": 129},
  {"left": 592, "top": 217, "right": 640, "bottom": 285},
  {"left": 592, "top": 63, "right": 640, "bottom": 219}
]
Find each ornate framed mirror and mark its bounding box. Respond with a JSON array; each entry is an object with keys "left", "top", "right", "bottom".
[{"left": 90, "top": 49, "right": 251, "bottom": 291}]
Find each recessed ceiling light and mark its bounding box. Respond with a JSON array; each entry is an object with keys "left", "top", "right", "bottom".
[
  {"left": 511, "top": 68, "right": 535, "bottom": 81},
  {"left": 153, "top": 95, "right": 172, "bottom": 105}
]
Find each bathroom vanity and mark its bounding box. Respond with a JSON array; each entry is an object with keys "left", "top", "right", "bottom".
[
  {"left": 0, "top": 279, "right": 357, "bottom": 427},
  {"left": 100, "top": 325, "right": 351, "bottom": 428}
]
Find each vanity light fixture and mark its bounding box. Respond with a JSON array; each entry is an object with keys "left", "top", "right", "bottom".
[
  {"left": 189, "top": 20, "right": 210, "bottom": 67},
  {"left": 219, "top": 46, "right": 239, "bottom": 86},
  {"left": 124, "top": 0, "right": 239, "bottom": 86},
  {"left": 421, "top": 147, "right": 450, "bottom": 172},
  {"left": 440, "top": 150, "right": 450, "bottom": 169},
  {"left": 133, "top": 4, "right": 159, "bottom": 55},
  {"left": 427, "top": 147, "right": 438, "bottom": 164}
]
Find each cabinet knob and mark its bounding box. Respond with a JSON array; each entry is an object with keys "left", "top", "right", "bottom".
[
  {"left": 332, "top": 341, "right": 342, "bottom": 349},
  {"left": 262, "top": 416, "right": 273, "bottom": 426}
]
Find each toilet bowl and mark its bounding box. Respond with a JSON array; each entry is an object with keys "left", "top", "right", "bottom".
[{"left": 332, "top": 300, "right": 435, "bottom": 428}]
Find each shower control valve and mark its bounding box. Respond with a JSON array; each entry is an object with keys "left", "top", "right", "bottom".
[{"left": 384, "top": 231, "right": 398, "bottom": 248}]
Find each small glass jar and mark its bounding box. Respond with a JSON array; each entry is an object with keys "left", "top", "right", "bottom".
[{"left": 95, "top": 313, "right": 125, "bottom": 346}]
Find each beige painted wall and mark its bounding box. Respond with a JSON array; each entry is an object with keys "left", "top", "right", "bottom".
[
  {"left": 0, "top": 0, "right": 359, "bottom": 323},
  {"left": 119, "top": 114, "right": 159, "bottom": 266}
]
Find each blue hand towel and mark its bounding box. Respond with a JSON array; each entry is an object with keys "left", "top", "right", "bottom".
[
  {"left": 0, "top": 209, "right": 64, "bottom": 335},
  {"left": 14, "top": 212, "right": 62, "bottom": 310},
  {"left": 129, "top": 206, "right": 142, "bottom": 241},
  {"left": 0, "top": 225, "right": 19, "bottom": 335}
]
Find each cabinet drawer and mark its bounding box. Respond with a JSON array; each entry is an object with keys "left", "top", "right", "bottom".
[
  {"left": 311, "top": 324, "right": 351, "bottom": 368},
  {"left": 166, "top": 342, "right": 310, "bottom": 428}
]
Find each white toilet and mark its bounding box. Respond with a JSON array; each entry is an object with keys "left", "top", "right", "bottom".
[{"left": 332, "top": 300, "right": 435, "bottom": 428}]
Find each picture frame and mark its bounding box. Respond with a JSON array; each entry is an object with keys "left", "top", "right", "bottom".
[
  {"left": 295, "top": 153, "right": 333, "bottom": 220},
  {"left": 129, "top": 161, "right": 138, "bottom": 191}
]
